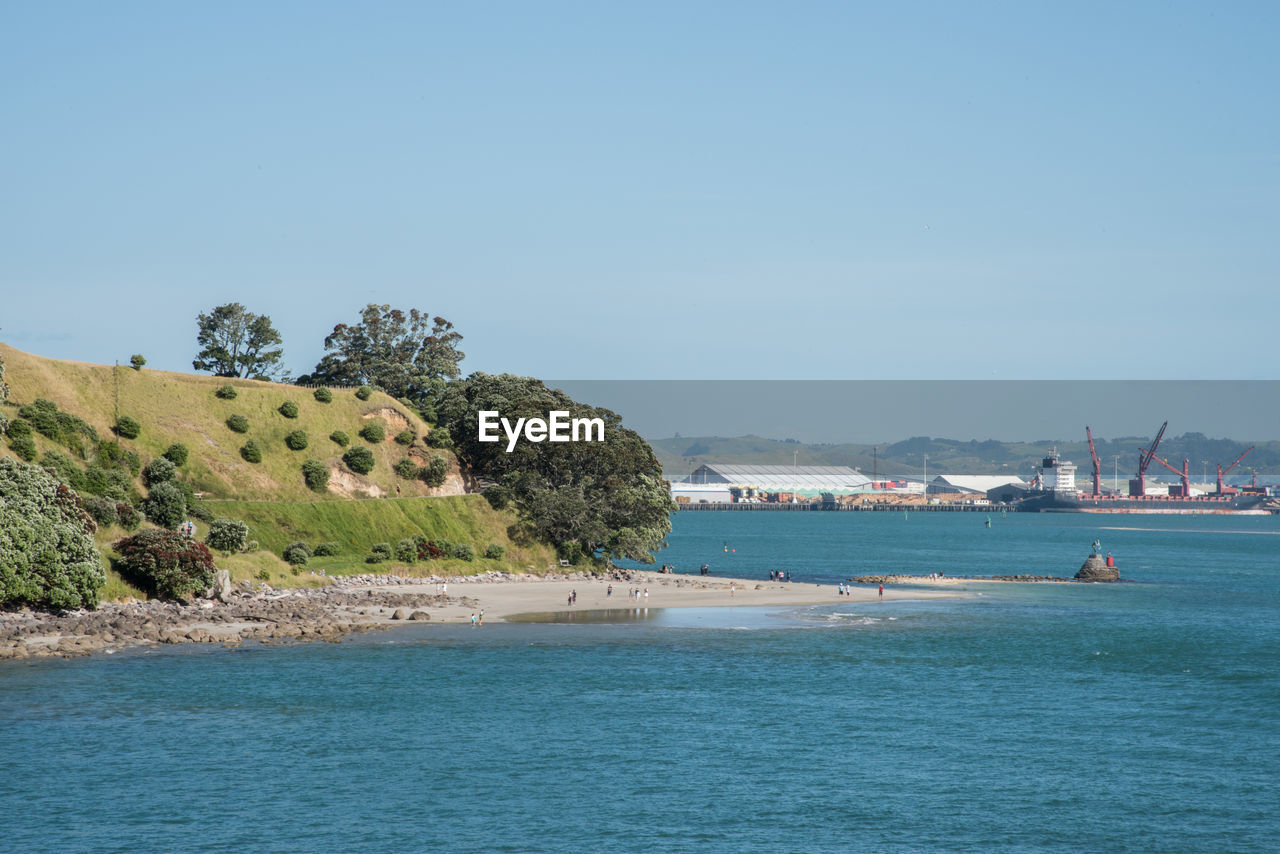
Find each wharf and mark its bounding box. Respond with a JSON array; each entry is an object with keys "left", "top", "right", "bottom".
[{"left": 677, "top": 502, "right": 1004, "bottom": 512}]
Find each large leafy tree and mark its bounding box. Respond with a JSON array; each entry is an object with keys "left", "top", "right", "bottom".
[
  {"left": 303, "top": 305, "right": 463, "bottom": 406},
  {"left": 193, "top": 303, "right": 285, "bottom": 379},
  {"left": 440, "top": 373, "right": 675, "bottom": 564},
  {"left": 0, "top": 458, "right": 104, "bottom": 610}
]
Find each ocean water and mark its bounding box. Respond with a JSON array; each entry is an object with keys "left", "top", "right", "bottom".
[{"left": 2, "top": 512, "right": 1278, "bottom": 852}]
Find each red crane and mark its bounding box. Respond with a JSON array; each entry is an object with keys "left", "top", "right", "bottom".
[
  {"left": 1153, "top": 454, "right": 1191, "bottom": 497},
  {"left": 1086, "top": 426, "right": 1102, "bottom": 497},
  {"left": 1216, "top": 446, "right": 1254, "bottom": 495},
  {"left": 1133, "top": 421, "right": 1168, "bottom": 497}
]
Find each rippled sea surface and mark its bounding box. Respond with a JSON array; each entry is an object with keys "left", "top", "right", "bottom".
[{"left": 3, "top": 512, "right": 1277, "bottom": 852}]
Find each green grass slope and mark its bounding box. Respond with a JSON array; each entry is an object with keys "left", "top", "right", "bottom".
[{"left": 1, "top": 342, "right": 454, "bottom": 501}]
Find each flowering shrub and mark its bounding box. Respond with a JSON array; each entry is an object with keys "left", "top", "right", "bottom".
[
  {"left": 113, "top": 528, "right": 216, "bottom": 601},
  {"left": 142, "top": 456, "right": 177, "bottom": 487},
  {"left": 115, "top": 502, "right": 141, "bottom": 531},
  {"left": 416, "top": 538, "right": 449, "bottom": 560},
  {"left": 206, "top": 518, "right": 249, "bottom": 553},
  {"left": 0, "top": 458, "right": 103, "bottom": 610}
]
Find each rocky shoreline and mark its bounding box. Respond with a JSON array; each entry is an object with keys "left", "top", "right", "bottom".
[{"left": 0, "top": 569, "right": 618, "bottom": 660}]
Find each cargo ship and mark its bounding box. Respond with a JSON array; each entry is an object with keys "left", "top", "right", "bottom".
[{"left": 1017, "top": 423, "right": 1277, "bottom": 515}]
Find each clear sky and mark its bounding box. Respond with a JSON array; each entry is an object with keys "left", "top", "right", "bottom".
[{"left": 2, "top": 1, "right": 1277, "bottom": 380}]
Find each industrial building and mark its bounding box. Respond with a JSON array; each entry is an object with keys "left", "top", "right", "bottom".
[
  {"left": 672, "top": 463, "right": 873, "bottom": 504},
  {"left": 927, "top": 475, "right": 1027, "bottom": 495}
]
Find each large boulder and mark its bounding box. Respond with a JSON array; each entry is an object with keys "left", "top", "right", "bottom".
[{"left": 1076, "top": 554, "right": 1119, "bottom": 582}]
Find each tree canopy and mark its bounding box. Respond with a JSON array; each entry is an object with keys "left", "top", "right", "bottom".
[
  {"left": 0, "top": 458, "right": 104, "bottom": 610},
  {"left": 302, "top": 305, "right": 463, "bottom": 407},
  {"left": 193, "top": 303, "right": 285, "bottom": 379},
  {"left": 439, "top": 373, "right": 674, "bottom": 564}
]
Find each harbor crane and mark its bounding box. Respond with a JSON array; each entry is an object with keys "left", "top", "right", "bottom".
[
  {"left": 1153, "top": 453, "right": 1192, "bottom": 497},
  {"left": 1086, "top": 426, "right": 1102, "bottom": 497},
  {"left": 1215, "top": 446, "right": 1254, "bottom": 495},
  {"left": 1133, "top": 421, "right": 1168, "bottom": 496}
]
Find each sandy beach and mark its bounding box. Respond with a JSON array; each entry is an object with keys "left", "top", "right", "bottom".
[{"left": 0, "top": 570, "right": 966, "bottom": 659}]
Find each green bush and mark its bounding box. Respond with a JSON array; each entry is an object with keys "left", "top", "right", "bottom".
[
  {"left": 452, "top": 543, "right": 476, "bottom": 562},
  {"left": 113, "top": 528, "right": 216, "bottom": 601},
  {"left": 0, "top": 459, "right": 103, "bottom": 610},
  {"left": 9, "top": 434, "right": 37, "bottom": 461},
  {"left": 278, "top": 400, "right": 299, "bottom": 419},
  {"left": 130, "top": 354, "right": 146, "bottom": 370},
  {"left": 39, "top": 450, "right": 85, "bottom": 492},
  {"left": 355, "top": 385, "right": 373, "bottom": 401},
  {"left": 283, "top": 541, "right": 311, "bottom": 566},
  {"left": 313, "top": 387, "right": 333, "bottom": 403},
  {"left": 366, "top": 542, "right": 393, "bottom": 564},
  {"left": 359, "top": 422, "right": 385, "bottom": 443},
  {"left": 6, "top": 418, "right": 32, "bottom": 439},
  {"left": 421, "top": 455, "right": 449, "bottom": 487},
  {"left": 115, "top": 502, "right": 141, "bottom": 531},
  {"left": 395, "top": 538, "right": 417, "bottom": 563},
  {"left": 142, "top": 480, "right": 186, "bottom": 529},
  {"left": 206, "top": 517, "right": 250, "bottom": 553},
  {"left": 113, "top": 415, "right": 141, "bottom": 439},
  {"left": 82, "top": 495, "right": 119, "bottom": 527},
  {"left": 284, "top": 429, "right": 309, "bottom": 451},
  {"left": 425, "top": 427, "right": 453, "bottom": 449},
  {"left": 142, "top": 456, "right": 177, "bottom": 487},
  {"left": 163, "top": 443, "right": 190, "bottom": 467},
  {"left": 343, "top": 446, "right": 375, "bottom": 475},
  {"left": 329, "top": 430, "right": 350, "bottom": 447},
  {"left": 394, "top": 430, "right": 415, "bottom": 446},
  {"left": 240, "top": 440, "right": 262, "bottom": 463},
  {"left": 482, "top": 484, "right": 511, "bottom": 510},
  {"left": 312, "top": 542, "right": 340, "bottom": 557},
  {"left": 302, "top": 459, "right": 329, "bottom": 492},
  {"left": 215, "top": 384, "right": 238, "bottom": 400},
  {"left": 98, "top": 441, "right": 141, "bottom": 474},
  {"left": 393, "top": 458, "right": 420, "bottom": 479},
  {"left": 484, "top": 543, "right": 506, "bottom": 560},
  {"left": 82, "top": 464, "right": 134, "bottom": 501},
  {"left": 226, "top": 414, "right": 250, "bottom": 433}
]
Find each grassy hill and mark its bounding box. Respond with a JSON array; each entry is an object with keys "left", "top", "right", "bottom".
[{"left": 1, "top": 342, "right": 455, "bottom": 501}]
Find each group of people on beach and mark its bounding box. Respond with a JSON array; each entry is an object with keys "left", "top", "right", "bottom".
[
  {"left": 567, "top": 589, "right": 577, "bottom": 606},
  {"left": 769, "top": 570, "right": 792, "bottom": 582},
  {"left": 470, "top": 611, "right": 483, "bottom": 626}
]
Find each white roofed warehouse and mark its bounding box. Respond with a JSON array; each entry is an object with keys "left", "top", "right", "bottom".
[{"left": 675, "top": 463, "right": 872, "bottom": 503}]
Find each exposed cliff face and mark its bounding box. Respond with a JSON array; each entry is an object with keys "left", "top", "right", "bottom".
[{"left": 1076, "top": 554, "right": 1120, "bottom": 582}]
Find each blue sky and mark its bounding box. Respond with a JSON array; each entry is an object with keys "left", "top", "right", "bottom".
[{"left": 3, "top": 1, "right": 1277, "bottom": 380}]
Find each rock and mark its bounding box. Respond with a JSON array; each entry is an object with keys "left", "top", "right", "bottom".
[
  {"left": 408, "top": 611, "right": 431, "bottom": 621},
  {"left": 391, "top": 608, "right": 410, "bottom": 620},
  {"left": 1076, "top": 554, "right": 1120, "bottom": 582}
]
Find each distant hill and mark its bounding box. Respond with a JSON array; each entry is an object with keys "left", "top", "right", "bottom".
[
  {"left": 652, "top": 432, "right": 1280, "bottom": 481},
  {"left": 0, "top": 342, "right": 459, "bottom": 501}
]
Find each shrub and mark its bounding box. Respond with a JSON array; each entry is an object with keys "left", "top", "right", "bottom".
[
  {"left": 240, "top": 440, "right": 262, "bottom": 464},
  {"left": 6, "top": 417, "right": 32, "bottom": 439},
  {"left": 188, "top": 500, "right": 213, "bottom": 524},
  {"left": 302, "top": 459, "right": 329, "bottom": 492},
  {"left": 115, "top": 503, "right": 141, "bottom": 531},
  {"left": 418, "top": 538, "right": 450, "bottom": 560},
  {"left": 83, "top": 495, "right": 119, "bottom": 527},
  {"left": 359, "top": 422, "right": 385, "bottom": 443},
  {"left": 0, "top": 459, "right": 104, "bottom": 610},
  {"left": 226, "top": 414, "right": 250, "bottom": 433},
  {"left": 420, "top": 455, "right": 449, "bottom": 488},
  {"left": 394, "top": 430, "right": 415, "bottom": 446},
  {"left": 278, "top": 400, "right": 299, "bottom": 419},
  {"left": 142, "top": 480, "right": 186, "bottom": 529},
  {"left": 484, "top": 543, "right": 506, "bottom": 560},
  {"left": 113, "top": 528, "right": 216, "bottom": 601},
  {"left": 329, "top": 430, "right": 350, "bottom": 447},
  {"left": 206, "top": 517, "right": 250, "bottom": 553},
  {"left": 284, "top": 429, "right": 309, "bottom": 451},
  {"left": 215, "top": 384, "right": 238, "bottom": 400},
  {"left": 130, "top": 354, "right": 146, "bottom": 370},
  {"left": 82, "top": 465, "right": 134, "bottom": 501},
  {"left": 39, "top": 449, "right": 85, "bottom": 492},
  {"left": 313, "top": 387, "right": 333, "bottom": 403},
  {"left": 343, "top": 446, "right": 375, "bottom": 475},
  {"left": 482, "top": 484, "right": 511, "bottom": 510},
  {"left": 366, "top": 542, "right": 393, "bottom": 564},
  {"left": 395, "top": 538, "right": 417, "bottom": 563},
  {"left": 425, "top": 427, "right": 453, "bottom": 449},
  {"left": 9, "top": 434, "right": 37, "bottom": 462},
  {"left": 283, "top": 541, "right": 311, "bottom": 566},
  {"left": 452, "top": 543, "right": 476, "bottom": 562},
  {"left": 312, "top": 542, "right": 340, "bottom": 557},
  {"left": 163, "top": 443, "right": 190, "bottom": 467},
  {"left": 355, "top": 385, "right": 373, "bottom": 401},
  {"left": 142, "top": 456, "right": 177, "bottom": 487},
  {"left": 393, "top": 458, "right": 420, "bottom": 480},
  {"left": 113, "top": 415, "right": 141, "bottom": 439},
  {"left": 98, "top": 441, "right": 141, "bottom": 474}
]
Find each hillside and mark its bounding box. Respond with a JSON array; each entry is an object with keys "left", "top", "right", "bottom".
[{"left": 0, "top": 342, "right": 461, "bottom": 501}]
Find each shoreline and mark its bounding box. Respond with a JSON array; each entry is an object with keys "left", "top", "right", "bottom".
[{"left": 0, "top": 569, "right": 968, "bottom": 660}]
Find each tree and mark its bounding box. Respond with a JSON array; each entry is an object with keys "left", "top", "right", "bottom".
[
  {"left": 113, "top": 529, "right": 216, "bottom": 601},
  {"left": 0, "top": 458, "right": 104, "bottom": 610},
  {"left": 302, "top": 305, "right": 463, "bottom": 406},
  {"left": 193, "top": 303, "right": 285, "bottom": 379},
  {"left": 439, "top": 374, "right": 675, "bottom": 564}
]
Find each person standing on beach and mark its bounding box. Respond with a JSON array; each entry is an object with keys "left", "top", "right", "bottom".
[
  {"left": 643, "top": 587, "right": 648, "bottom": 603},
  {"left": 478, "top": 610, "right": 483, "bottom": 626},
  {"left": 730, "top": 582, "right": 735, "bottom": 598},
  {"left": 878, "top": 584, "right": 884, "bottom": 599},
  {"left": 607, "top": 584, "right": 613, "bottom": 598}
]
